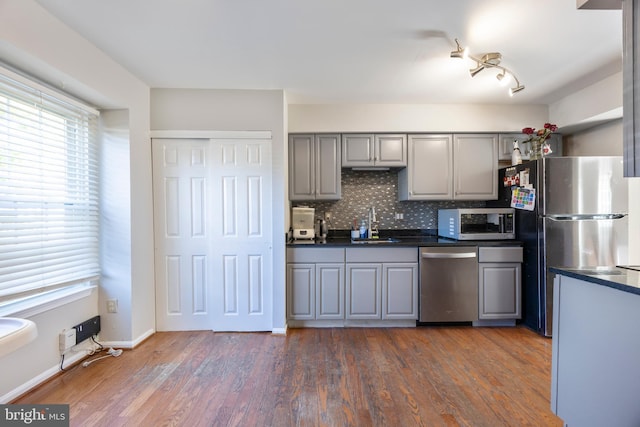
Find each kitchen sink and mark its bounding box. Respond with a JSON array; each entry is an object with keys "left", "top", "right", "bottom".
[{"left": 350, "top": 238, "right": 401, "bottom": 244}]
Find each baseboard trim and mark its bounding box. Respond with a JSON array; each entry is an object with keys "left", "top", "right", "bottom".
[
  {"left": 2, "top": 350, "right": 88, "bottom": 404},
  {"left": 2, "top": 329, "right": 156, "bottom": 403},
  {"left": 272, "top": 326, "right": 287, "bottom": 335},
  {"left": 100, "top": 328, "right": 155, "bottom": 349}
]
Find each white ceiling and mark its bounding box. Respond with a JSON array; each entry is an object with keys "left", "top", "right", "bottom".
[{"left": 34, "top": 0, "right": 623, "bottom": 106}]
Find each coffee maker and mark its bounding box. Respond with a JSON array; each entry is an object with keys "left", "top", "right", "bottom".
[{"left": 291, "top": 207, "right": 315, "bottom": 240}]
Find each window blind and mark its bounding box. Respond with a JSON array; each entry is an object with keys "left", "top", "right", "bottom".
[{"left": 0, "top": 70, "right": 100, "bottom": 301}]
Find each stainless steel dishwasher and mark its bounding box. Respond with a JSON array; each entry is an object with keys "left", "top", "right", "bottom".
[{"left": 419, "top": 246, "right": 478, "bottom": 322}]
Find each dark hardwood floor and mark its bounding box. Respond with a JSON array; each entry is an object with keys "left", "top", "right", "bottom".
[{"left": 14, "top": 327, "right": 562, "bottom": 426}]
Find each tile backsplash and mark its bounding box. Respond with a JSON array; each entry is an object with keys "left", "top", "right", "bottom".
[{"left": 293, "top": 169, "right": 486, "bottom": 230}]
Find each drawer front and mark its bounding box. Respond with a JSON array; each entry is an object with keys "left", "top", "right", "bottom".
[
  {"left": 346, "top": 247, "right": 418, "bottom": 263},
  {"left": 478, "top": 246, "right": 523, "bottom": 263},
  {"left": 287, "top": 247, "right": 345, "bottom": 263}
]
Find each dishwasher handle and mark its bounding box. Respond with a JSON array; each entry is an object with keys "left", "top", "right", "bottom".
[{"left": 421, "top": 252, "right": 477, "bottom": 259}]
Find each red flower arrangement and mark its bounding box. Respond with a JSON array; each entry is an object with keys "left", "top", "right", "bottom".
[
  {"left": 522, "top": 123, "right": 557, "bottom": 142},
  {"left": 522, "top": 123, "right": 557, "bottom": 157}
]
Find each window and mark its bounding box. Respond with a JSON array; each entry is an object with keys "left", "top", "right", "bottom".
[{"left": 0, "top": 68, "right": 100, "bottom": 303}]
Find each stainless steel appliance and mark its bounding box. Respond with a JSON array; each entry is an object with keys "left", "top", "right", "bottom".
[
  {"left": 490, "top": 157, "right": 628, "bottom": 336},
  {"left": 438, "top": 208, "right": 515, "bottom": 240},
  {"left": 419, "top": 246, "right": 478, "bottom": 322},
  {"left": 291, "top": 207, "right": 315, "bottom": 240}
]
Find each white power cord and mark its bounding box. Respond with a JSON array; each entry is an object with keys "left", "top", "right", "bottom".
[{"left": 82, "top": 347, "right": 123, "bottom": 367}]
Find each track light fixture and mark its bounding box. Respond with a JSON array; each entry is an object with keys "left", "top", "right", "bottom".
[{"left": 450, "top": 38, "right": 525, "bottom": 96}]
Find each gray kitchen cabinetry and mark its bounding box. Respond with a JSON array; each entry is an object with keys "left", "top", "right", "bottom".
[
  {"left": 342, "top": 134, "right": 407, "bottom": 167},
  {"left": 398, "top": 134, "right": 453, "bottom": 200},
  {"left": 315, "top": 263, "right": 345, "bottom": 319},
  {"left": 382, "top": 263, "right": 419, "bottom": 319},
  {"left": 345, "top": 247, "right": 418, "bottom": 321},
  {"left": 286, "top": 247, "right": 345, "bottom": 321},
  {"left": 623, "top": 0, "right": 640, "bottom": 176},
  {"left": 398, "top": 134, "right": 497, "bottom": 200},
  {"left": 498, "top": 133, "right": 563, "bottom": 161},
  {"left": 454, "top": 134, "right": 498, "bottom": 200},
  {"left": 288, "top": 133, "right": 341, "bottom": 200},
  {"left": 345, "top": 263, "right": 382, "bottom": 319},
  {"left": 476, "top": 246, "right": 522, "bottom": 324},
  {"left": 286, "top": 262, "right": 315, "bottom": 320},
  {"left": 551, "top": 272, "right": 640, "bottom": 426}
]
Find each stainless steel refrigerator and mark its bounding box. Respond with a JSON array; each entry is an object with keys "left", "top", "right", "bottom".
[{"left": 491, "top": 157, "right": 628, "bottom": 336}]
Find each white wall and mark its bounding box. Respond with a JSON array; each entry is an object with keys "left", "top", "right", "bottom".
[
  {"left": 150, "top": 88, "right": 288, "bottom": 331},
  {"left": 0, "top": 0, "right": 153, "bottom": 400},
  {"left": 100, "top": 110, "right": 133, "bottom": 342},
  {"left": 550, "top": 72, "right": 623, "bottom": 131},
  {"left": 288, "top": 103, "right": 549, "bottom": 132},
  {"left": 564, "top": 119, "right": 623, "bottom": 156},
  {"left": 0, "top": 291, "right": 100, "bottom": 403}
]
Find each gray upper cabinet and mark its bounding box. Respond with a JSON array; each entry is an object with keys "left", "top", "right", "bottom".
[
  {"left": 623, "top": 0, "right": 640, "bottom": 176},
  {"left": 498, "top": 133, "right": 563, "bottom": 161},
  {"left": 398, "top": 134, "right": 453, "bottom": 200},
  {"left": 454, "top": 134, "right": 498, "bottom": 200},
  {"left": 498, "top": 133, "right": 534, "bottom": 161},
  {"left": 289, "top": 133, "right": 341, "bottom": 201},
  {"left": 398, "top": 134, "right": 497, "bottom": 200},
  {"left": 342, "top": 133, "right": 407, "bottom": 167}
]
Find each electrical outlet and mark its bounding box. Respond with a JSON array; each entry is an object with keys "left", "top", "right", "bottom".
[
  {"left": 395, "top": 212, "right": 404, "bottom": 220},
  {"left": 325, "top": 211, "right": 332, "bottom": 221},
  {"left": 59, "top": 329, "right": 76, "bottom": 354},
  {"left": 107, "top": 299, "right": 118, "bottom": 313}
]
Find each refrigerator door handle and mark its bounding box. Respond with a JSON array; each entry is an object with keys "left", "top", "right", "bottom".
[{"left": 545, "top": 214, "right": 627, "bottom": 221}]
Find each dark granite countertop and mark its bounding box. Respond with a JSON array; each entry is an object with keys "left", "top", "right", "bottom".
[
  {"left": 550, "top": 266, "right": 640, "bottom": 296},
  {"left": 287, "top": 229, "right": 522, "bottom": 248}
]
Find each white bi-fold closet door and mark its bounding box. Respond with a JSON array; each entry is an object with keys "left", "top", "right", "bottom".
[{"left": 152, "top": 133, "right": 273, "bottom": 332}]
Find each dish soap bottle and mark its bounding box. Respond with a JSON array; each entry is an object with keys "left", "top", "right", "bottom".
[
  {"left": 512, "top": 140, "right": 522, "bottom": 165},
  {"left": 359, "top": 220, "right": 367, "bottom": 239}
]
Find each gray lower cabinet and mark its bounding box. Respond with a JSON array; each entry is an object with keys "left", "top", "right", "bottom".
[
  {"left": 287, "top": 246, "right": 418, "bottom": 325},
  {"left": 345, "top": 247, "right": 418, "bottom": 321},
  {"left": 315, "top": 263, "right": 345, "bottom": 319},
  {"left": 477, "top": 246, "right": 523, "bottom": 320},
  {"left": 286, "top": 247, "right": 345, "bottom": 320},
  {"left": 551, "top": 273, "right": 640, "bottom": 426},
  {"left": 382, "top": 263, "right": 419, "bottom": 319},
  {"left": 287, "top": 263, "right": 315, "bottom": 320},
  {"left": 345, "top": 263, "right": 381, "bottom": 319}
]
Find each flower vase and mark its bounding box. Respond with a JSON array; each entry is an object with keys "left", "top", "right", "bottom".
[{"left": 529, "top": 139, "right": 543, "bottom": 159}]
